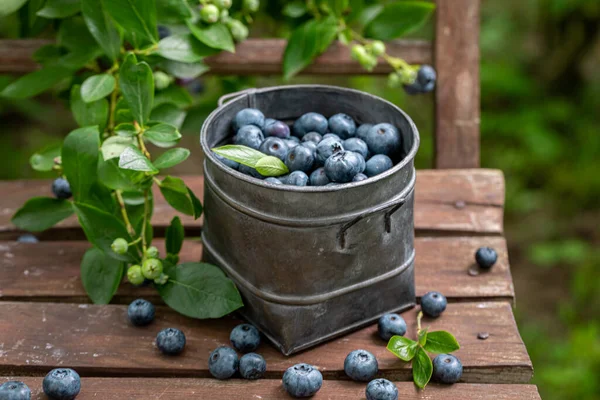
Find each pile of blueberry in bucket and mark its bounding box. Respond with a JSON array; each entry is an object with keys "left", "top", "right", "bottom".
[{"left": 213, "top": 108, "right": 404, "bottom": 186}]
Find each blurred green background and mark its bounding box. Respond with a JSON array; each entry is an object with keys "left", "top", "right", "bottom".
[{"left": 1, "top": 1, "right": 599, "bottom": 398}]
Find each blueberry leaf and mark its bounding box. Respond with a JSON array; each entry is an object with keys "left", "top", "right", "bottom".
[
  {"left": 29, "top": 143, "right": 61, "bottom": 172},
  {"left": 97, "top": 158, "right": 143, "bottom": 192},
  {"left": 81, "top": 247, "right": 124, "bottom": 304},
  {"left": 80, "top": 74, "right": 116, "bottom": 103},
  {"left": 418, "top": 329, "right": 427, "bottom": 347},
  {"left": 103, "top": 0, "right": 157, "bottom": 46},
  {"left": 81, "top": 0, "right": 122, "bottom": 61},
  {"left": 422, "top": 331, "right": 460, "bottom": 354},
  {"left": 156, "top": 0, "right": 192, "bottom": 23},
  {"left": 150, "top": 103, "right": 187, "bottom": 129},
  {"left": 161, "top": 60, "right": 209, "bottom": 80},
  {"left": 166, "top": 216, "right": 184, "bottom": 255},
  {"left": 255, "top": 156, "right": 289, "bottom": 177},
  {"left": 118, "top": 145, "right": 158, "bottom": 173},
  {"left": 144, "top": 123, "right": 181, "bottom": 147},
  {"left": 62, "top": 126, "right": 100, "bottom": 201},
  {"left": 70, "top": 85, "right": 109, "bottom": 131},
  {"left": 101, "top": 136, "right": 136, "bottom": 160},
  {"left": 413, "top": 347, "right": 433, "bottom": 389},
  {"left": 187, "top": 21, "right": 235, "bottom": 53},
  {"left": 36, "top": 0, "right": 80, "bottom": 19},
  {"left": 12, "top": 197, "right": 74, "bottom": 232},
  {"left": 158, "top": 176, "right": 201, "bottom": 218},
  {"left": 115, "top": 123, "right": 138, "bottom": 137},
  {"left": 157, "top": 34, "right": 216, "bottom": 63},
  {"left": 119, "top": 53, "right": 154, "bottom": 127},
  {"left": 365, "top": 1, "right": 435, "bottom": 41},
  {"left": 0, "top": 66, "right": 75, "bottom": 99},
  {"left": 387, "top": 335, "right": 419, "bottom": 362},
  {"left": 153, "top": 84, "right": 193, "bottom": 108},
  {"left": 282, "top": 1, "right": 307, "bottom": 18},
  {"left": 212, "top": 145, "right": 266, "bottom": 168},
  {"left": 154, "top": 148, "right": 190, "bottom": 169},
  {"left": 0, "top": 0, "right": 28, "bottom": 17},
  {"left": 325, "top": 0, "right": 349, "bottom": 16}
]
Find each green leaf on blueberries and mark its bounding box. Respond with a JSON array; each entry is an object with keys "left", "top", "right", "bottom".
[
  {"left": 154, "top": 148, "right": 190, "bottom": 169},
  {"left": 57, "top": 16, "right": 100, "bottom": 54},
  {"left": 101, "top": 136, "right": 136, "bottom": 160},
  {"left": 187, "top": 21, "right": 235, "bottom": 53},
  {"left": 161, "top": 59, "right": 209, "bottom": 80},
  {"left": 156, "top": 0, "right": 192, "bottom": 23},
  {"left": 36, "top": 0, "right": 80, "bottom": 19},
  {"left": 118, "top": 145, "right": 158, "bottom": 173},
  {"left": 12, "top": 197, "right": 74, "bottom": 232},
  {"left": 150, "top": 103, "right": 187, "bottom": 129},
  {"left": 144, "top": 123, "right": 182, "bottom": 147},
  {"left": 115, "top": 123, "right": 138, "bottom": 137},
  {"left": 157, "top": 34, "right": 215, "bottom": 63},
  {"left": 119, "top": 53, "right": 154, "bottom": 127},
  {"left": 103, "top": 0, "right": 157, "bottom": 46},
  {"left": 418, "top": 329, "right": 427, "bottom": 346},
  {"left": 387, "top": 335, "right": 419, "bottom": 362},
  {"left": 81, "top": 74, "right": 116, "bottom": 103},
  {"left": 166, "top": 216, "right": 184, "bottom": 255},
  {"left": 157, "top": 262, "right": 243, "bottom": 319},
  {"left": 81, "top": 0, "right": 122, "bottom": 61},
  {"left": 81, "top": 247, "right": 124, "bottom": 304},
  {"left": 0, "top": 0, "right": 28, "bottom": 17},
  {"left": 29, "top": 143, "right": 61, "bottom": 172},
  {"left": 158, "top": 176, "right": 202, "bottom": 218},
  {"left": 62, "top": 126, "right": 100, "bottom": 201},
  {"left": 0, "top": 66, "right": 74, "bottom": 99},
  {"left": 98, "top": 158, "right": 143, "bottom": 191},
  {"left": 212, "top": 145, "right": 266, "bottom": 168},
  {"left": 70, "top": 85, "right": 109, "bottom": 130},
  {"left": 423, "top": 331, "right": 460, "bottom": 354},
  {"left": 413, "top": 347, "right": 433, "bottom": 389},
  {"left": 365, "top": 1, "right": 435, "bottom": 41},
  {"left": 255, "top": 156, "right": 289, "bottom": 177}
]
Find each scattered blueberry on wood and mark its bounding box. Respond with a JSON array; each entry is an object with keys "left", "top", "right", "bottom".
[
  {"left": 208, "top": 346, "right": 239, "bottom": 379},
  {"left": 421, "top": 291, "right": 448, "bottom": 318},
  {"left": 127, "top": 299, "right": 155, "bottom": 327},
  {"left": 377, "top": 313, "right": 407, "bottom": 341},
  {"left": 0, "top": 380, "right": 31, "bottom": 400},
  {"left": 366, "top": 378, "right": 398, "bottom": 400},
  {"left": 282, "top": 363, "right": 323, "bottom": 398},
  {"left": 432, "top": 354, "right": 463, "bottom": 384},
  {"left": 239, "top": 353, "right": 267, "bottom": 380},
  {"left": 343, "top": 349, "right": 379, "bottom": 382},
  {"left": 230, "top": 323, "right": 261, "bottom": 353},
  {"left": 475, "top": 247, "right": 498, "bottom": 269},
  {"left": 16, "top": 234, "right": 38, "bottom": 243},
  {"left": 42, "top": 368, "right": 81, "bottom": 400},
  {"left": 156, "top": 328, "right": 186, "bottom": 355}
]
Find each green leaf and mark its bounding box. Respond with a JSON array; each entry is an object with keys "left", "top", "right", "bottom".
[
  {"left": 283, "top": 15, "right": 339, "bottom": 79},
  {"left": 413, "top": 347, "right": 433, "bottom": 389},
  {"left": 418, "top": 329, "right": 427, "bottom": 346},
  {"left": 32, "top": 44, "right": 66, "bottom": 65},
  {"left": 212, "top": 145, "right": 266, "bottom": 168},
  {"left": 98, "top": 158, "right": 143, "bottom": 191},
  {"left": 161, "top": 59, "right": 209, "bottom": 80},
  {"left": 70, "top": 85, "right": 109, "bottom": 130},
  {"left": 154, "top": 148, "right": 190, "bottom": 169},
  {"left": 353, "top": 3, "right": 382, "bottom": 27},
  {"left": 118, "top": 145, "right": 158, "bottom": 173},
  {"left": 81, "top": 247, "right": 124, "bottom": 304},
  {"left": 103, "top": 0, "right": 157, "bottom": 46},
  {"left": 36, "top": 0, "right": 80, "bottom": 19},
  {"left": 21, "top": 0, "right": 50, "bottom": 35},
  {"left": 157, "top": 33, "right": 214, "bottom": 63},
  {"left": 57, "top": 16, "right": 99, "bottom": 52},
  {"left": 325, "top": 0, "right": 349, "bottom": 16},
  {"left": 282, "top": 1, "right": 307, "bottom": 18},
  {"left": 423, "top": 331, "right": 461, "bottom": 354},
  {"left": 0, "top": 0, "right": 28, "bottom": 17},
  {"left": 165, "top": 216, "right": 184, "bottom": 255},
  {"left": 81, "top": 74, "right": 116, "bottom": 103},
  {"left": 0, "top": 66, "right": 74, "bottom": 99},
  {"left": 115, "top": 123, "right": 138, "bottom": 137},
  {"left": 365, "top": 1, "right": 435, "bottom": 41},
  {"left": 81, "top": 0, "right": 122, "bottom": 61},
  {"left": 156, "top": 0, "right": 192, "bottom": 23},
  {"left": 12, "top": 197, "right": 74, "bottom": 232},
  {"left": 255, "top": 156, "right": 289, "bottom": 177},
  {"left": 101, "top": 136, "right": 136, "bottom": 160},
  {"left": 153, "top": 84, "right": 193, "bottom": 108},
  {"left": 87, "top": 181, "right": 117, "bottom": 213},
  {"left": 62, "top": 126, "right": 100, "bottom": 201},
  {"left": 30, "top": 144, "right": 61, "bottom": 172},
  {"left": 387, "top": 335, "right": 419, "bottom": 362},
  {"left": 187, "top": 21, "right": 235, "bottom": 53},
  {"left": 119, "top": 53, "right": 154, "bottom": 127},
  {"left": 150, "top": 103, "right": 187, "bottom": 129},
  {"left": 158, "top": 176, "right": 202, "bottom": 218},
  {"left": 157, "top": 262, "right": 243, "bottom": 318},
  {"left": 144, "top": 123, "right": 181, "bottom": 147},
  {"left": 187, "top": 187, "right": 203, "bottom": 219},
  {"left": 72, "top": 202, "right": 138, "bottom": 262}
]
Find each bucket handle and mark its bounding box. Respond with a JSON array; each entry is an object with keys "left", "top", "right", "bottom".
[{"left": 218, "top": 88, "right": 257, "bottom": 107}]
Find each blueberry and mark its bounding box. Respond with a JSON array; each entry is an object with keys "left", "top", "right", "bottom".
[
  {"left": 356, "top": 123, "right": 373, "bottom": 141},
  {"left": 239, "top": 353, "right": 267, "bottom": 380},
  {"left": 356, "top": 153, "right": 366, "bottom": 173},
  {"left": 475, "top": 247, "right": 498, "bottom": 269},
  {"left": 233, "top": 108, "right": 265, "bottom": 131},
  {"left": 328, "top": 113, "right": 356, "bottom": 139},
  {"left": 377, "top": 314, "right": 407, "bottom": 341},
  {"left": 404, "top": 65, "right": 437, "bottom": 94},
  {"left": 309, "top": 168, "right": 330, "bottom": 186},
  {"left": 0, "top": 381, "right": 31, "bottom": 400},
  {"left": 281, "top": 171, "right": 309, "bottom": 187},
  {"left": 157, "top": 25, "right": 171, "bottom": 40},
  {"left": 365, "top": 378, "right": 398, "bottom": 400},
  {"left": 259, "top": 137, "right": 288, "bottom": 161},
  {"left": 264, "top": 119, "right": 290, "bottom": 139},
  {"left": 326, "top": 182, "right": 340, "bottom": 186},
  {"left": 315, "top": 136, "right": 344, "bottom": 165},
  {"left": 52, "top": 178, "right": 72, "bottom": 199},
  {"left": 287, "top": 136, "right": 300, "bottom": 143},
  {"left": 364, "top": 123, "right": 401, "bottom": 157},
  {"left": 156, "top": 328, "right": 186, "bottom": 355},
  {"left": 127, "top": 299, "right": 155, "bottom": 327},
  {"left": 230, "top": 324, "right": 260, "bottom": 353},
  {"left": 300, "top": 141, "right": 317, "bottom": 157},
  {"left": 42, "top": 369, "right": 80, "bottom": 400},
  {"left": 293, "top": 112, "right": 328, "bottom": 137},
  {"left": 344, "top": 349, "right": 378, "bottom": 381},
  {"left": 302, "top": 132, "right": 322, "bottom": 144},
  {"left": 322, "top": 133, "right": 341, "bottom": 141},
  {"left": 352, "top": 173, "right": 368, "bottom": 182},
  {"left": 282, "top": 363, "right": 323, "bottom": 398},
  {"left": 325, "top": 151, "right": 363, "bottom": 183},
  {"left": 214, "top": 153, "right": 240, "bottom": 170},
  {"left": 209, "top": 346, "right": 239, "bottom": 380},
  {"left": 17, "top": 234, "right": 38, "bottom": 243},
  {"left": 432, "top": 354, "right": 462, "bottom": 384},
  {"left": 285, "top": 145, "right": 314, "bottom": 173},
  {"left": 343, "top": 138, "right": 369, "bottom": 159},
  {"left": 234, "top": 125, "right": 264, "bottom": 150},
  {"left": 364, "top": 155, "right": 393, "bottom": 177},
  {"left": 264, "top": 177, "right": 283, "bottom": 185},
  {"left": 239, "top": 164, "right": 265, "bottom": 179},
  {"left": 421, "top": 291, "right": 447, "bottom": 318}
]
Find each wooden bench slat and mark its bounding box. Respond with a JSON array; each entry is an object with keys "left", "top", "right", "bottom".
[
  {"left": 0, "top": 301, "right": 532, "bottom": 383},
  {"left": 0, "top": 236, "right": 514, "bottom": 302},
  {"left": 0, "top": 169, "right": 504, "bottom": 239},
  {"left": 0, "top": 377, "right": 542, "bottom": 399}
]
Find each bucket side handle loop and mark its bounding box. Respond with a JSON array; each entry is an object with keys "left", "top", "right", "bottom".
[{"left": 218, "top": 88, "right": 258, "bottom": 107}]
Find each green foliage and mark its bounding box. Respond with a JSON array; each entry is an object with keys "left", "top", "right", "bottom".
[
  {"left": 81, "top": 247, "right": 124, "bottom": 304},
  {"left": 213, "top": 145, "right": 290, "bottom": 176},
  {"left": 12, "top": 197, "right": 74, "bottom": 231},
  {"left": 364, "top": 1, "right": 435, "bottom": 40}
]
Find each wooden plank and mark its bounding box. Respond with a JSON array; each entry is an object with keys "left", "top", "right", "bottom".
[
  {"left": 0, "top": 39, "right": 431, "bottom": 75},
  {"left": 0, "top": 377, "right": 542, "bottom": 399},
  {"left": 0, "top": 236, "right": 514, "bottom": 303},
  {"left": 0, "top": 169, "right": 504, "bottom": 239},
  {"left": 0, "top": 301, "right": 532, "bottom": 383},
  {"left": 434, "top": 0, "right": 481, "bottom": 168}
]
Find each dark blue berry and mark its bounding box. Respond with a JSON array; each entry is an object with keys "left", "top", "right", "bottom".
[
  {"left": 324, "top": 151, "right": 363, "bottom": 183},
  {"left": 322, "top": 133, "right": 341, "bottom": 141},
  {"left": 364, "top": 155, "right": 393, "bottom": 177},
  {"left": 302, "top": 132, "right": 322, "bottom": 144},
  {"left": 285, "top": 145, "right": 314, "bottom": 173},
  {"left": 344, "top": 349, "right": 378, "bottom": 381},
  {"left": 309, "top": 167, "right": 330, "bottom": 186},
  {"left": 284, "top": 139, "right": 299, "bottom": 150},
  {"left": 293, "top": 112, "right": 328, "bottom": 137},
  {"left": 259, "top": 137, "right": 288, "bottom": 161},
  {"left": 432, "top": 354, "right": 462, "bottom": 384},
  {"left": 0, "top": 381, "right": 31, "bottom": 400},
  {"left": 17, "top": 234, "right": 38, "bottom": 243},
  {"left": 264, "top": 177, "right": 283, "bottom": 185},
  {"left": 156, "top": 328, "right": 186, "bottom": 355},
  {"left": 209, "top": 346, "right": 239, "bottom": 380},
  {"left": 239, "top": 353, "right": 267, "bottom": 380},
  {"left": 264, "top": 119, "right": 290, "bottom": 139},
  {"left": 475, "top": 247, "right": 498, "bottom": 269},
  {"left": 366, "top": 378, "right": 398, "bottom": 400},
  {"left": 282, "top": 363, "right": 323, "bottom": 398},
  {"left": 127, "top": 298, "right": 155, "bottom": 327},
  {"left": 421, "top": 291, "right": 447, "bottom": 318},
  {"left": 356, "top": 123, "right": 373, "bottom": 141},
  {"left": 230, "top": 324, "right": 260, "bottom": 353},
  {"left": 239, "top": 164, "right": 265, "bottom": 179},
  {"left": 157, "top": 25, "right": 171, "bottom": 40},
  {"left": 281, "top": 171, "right": 309, "bottom": 187},
  {"left": 328, "top": 113, "right": 356, "bottom": 139},
  {"left": 234, "top": 125, "right": 264, "bottom": 150},
  {"left": 52, "top": 178, "right": 72, "bottom": 199},
  {"left": 287, "top": 136, "right": 300, "bottom": 143},
  {"left": 42, "top": 369, "right": 80, "bottom": 400},
  {"left": 214, "top": 153, "right": 240, "bottom": 170},
  {"left": 377, "top": 313, "right": 407, "bottom": 341},
  {"left": 352, "top": 173, "right": 368, "bottom": 182},
  {"left": 404, "top": 65, "right": 437, "bottom": 95},
  {"left": 315, "top": 136, "right": 343, "bottom": 165},
  {"left": 233, "top": 108, "right": 265, "bottom": 131},
  {"left": 343, "top": 138, "right": 369, "bottom": 159},
  {"left": 364, "top": 123, "right": 401, "bottom": 157}
]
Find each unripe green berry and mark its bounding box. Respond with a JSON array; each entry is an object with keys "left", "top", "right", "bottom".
[
  {"left": 214, "top": 0, "right": 232, "bottom": 10},
  {"left": 201, "top": 4, "right": 220, "bottom": 24},
  {"left": 370, "top": 40, "right": 386, "bottom": 57},
  {"left": 145, "top": 246, "right": 159, "bottom": 259},
  {"left": 127, "top": 265, "right": 145, "bottom": 285},
  {"left": 243, "top": 0, "right": 259, "bottom": 12},
  {"left": 351, "top": 45, "right": 368, "bottom": 61},
  {"left": 220, "top": 9, "right": 230, "bottom": 22},
  {"left": 111, "top": 238, "right": 128, "bottom": 255},
  {"left": 227, "top": 19, "right": 249, "bottom": 42},
  {"left": 153, "top": 71, "right": 172, "bottom": 90},
  {"left": 154, "top": 273, "right": 169, "bottom": 285},
  {"left": 388, "top": 72, "right": 401, "bottom": 88},
  {"left": 142, "top": 258, "right": 163, "bottom": 280}
]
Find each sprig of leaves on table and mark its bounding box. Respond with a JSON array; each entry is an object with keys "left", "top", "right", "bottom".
[
  {"left": 387, "top": 311, "right": 460, "bottom": 388},
  {"left": 213, "top": 145, "right": 289, "bottom": 177}
]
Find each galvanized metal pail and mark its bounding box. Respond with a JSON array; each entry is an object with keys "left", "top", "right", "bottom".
[{"left": 200, "top": 85, "right": 419, "bottom": 355}]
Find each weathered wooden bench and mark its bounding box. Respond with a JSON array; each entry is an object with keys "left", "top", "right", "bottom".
[{"left": 0, "top": 0, "right": 540, "bottom": 398}]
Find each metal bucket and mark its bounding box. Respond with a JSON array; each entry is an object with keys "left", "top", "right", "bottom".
[{"left": 200, "top": 85, "right": 419, "bottom": 355}]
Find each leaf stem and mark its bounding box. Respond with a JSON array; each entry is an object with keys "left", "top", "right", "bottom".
[
  {"left": 116, "top": 190, "right": 136, "bottom": 236},
  {"left": 417, "top": 311, "right": 423, "bottom": 332},
  {"left": 137, "top": 130, "right": 151, "bottom": 159},
  {"left": 141, "top": 189, "right": 150, "bottom": 251},
  {"left": 108, "top": 67, "right": 120, "bottom": 135}
]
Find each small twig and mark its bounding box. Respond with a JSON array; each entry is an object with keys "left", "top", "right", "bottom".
[
  {"left": 141, "top": 190, "right": 150, "bottom": 252},
  {"left": 417, "top": 311, "right": 423, "bottom": 332},
  {"left": 116, "top": 190, "right": 136, "bottom": 236}
]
